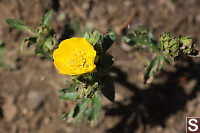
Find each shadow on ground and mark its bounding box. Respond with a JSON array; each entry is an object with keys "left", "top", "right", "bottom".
[{"left": 105, "top": 59, "right": 200, "bottom": 133}]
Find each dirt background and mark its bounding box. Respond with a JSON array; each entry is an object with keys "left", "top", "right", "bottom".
[{"left": 1, "top": 0, "right": 200, "bottom": 133}]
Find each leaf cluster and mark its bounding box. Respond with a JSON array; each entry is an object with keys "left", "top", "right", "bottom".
[
  {"left": 122, "top": 26, "right": 159, "bottom": 52},
  {"left": 6, "top": 10, "right": 57, "bottom": 57},
  {"left": 123, "top": 26, "right": 165, "bottom": 83},
  {"left": 160, "top": 32, "right": 196, "bottom": 63}
]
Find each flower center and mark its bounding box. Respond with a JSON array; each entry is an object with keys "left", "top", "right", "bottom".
[{"left": 68, "top": 51, "right": 91, "bottom": 70}]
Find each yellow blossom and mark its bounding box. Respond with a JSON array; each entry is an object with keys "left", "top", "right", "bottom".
[{"left": 53, "top": 37, "right": 96, "bottom": 75}]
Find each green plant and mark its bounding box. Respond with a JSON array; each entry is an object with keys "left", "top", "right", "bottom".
[
  {"left": 7, "top": 10, "right": 57, "bottom": 57},
  {"left": 56, "top": 29, "right": 115, "bottom": 125},
  {"left": 6, "top": 10, "right": 116, "bottom": 125},
  {"left": 123, "top": 26, "right": 199, "bottom": 83}
]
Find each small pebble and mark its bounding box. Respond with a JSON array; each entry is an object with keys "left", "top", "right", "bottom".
[{"left": 27, "top": 91, "right": 43, "bottom": 110}]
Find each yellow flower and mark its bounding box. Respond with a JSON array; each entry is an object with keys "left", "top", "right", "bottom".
[{"left": 53, "top": 37, "right": 96, "bottom": 75}]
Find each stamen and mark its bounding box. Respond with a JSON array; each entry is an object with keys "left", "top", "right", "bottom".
[{"left": 67, "top": 50, "right": 91, "bottom": 70}]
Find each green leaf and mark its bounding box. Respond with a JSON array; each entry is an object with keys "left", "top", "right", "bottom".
[
  {"left": 67, "top": 83, "right": 78, "bottom": 92},
  {"left": 84, "top": 32, "right": 90, "bottom": 41},
  {"left": 101, "top": 75, "right": 115, "bottom": 102},
  {"left": 98, "top": 54, "right": 114, "bottom": 72},
  {"left": 43, "top": 37, "right": 53, "bottom": 53},
  {"left": 85, "top": 108, "right": 93, "bottom": 121},
  {"left": 20, "top": 39, "right": 26, "bottom": 51},
  {"left": 144, "top": 55, "right": 166, "bottom": 83},
  {"left": 122, "top": 36, "right": 133, "bottom": 45},
  {"left": 58, "top": 83, "right": 79, "bottom": 100},
  {"left": 73, "top": 98, "right": 90, "bottom": 122},
  {"left": 62, "top": 104, "right": 78, "bottom": 122},
  {"left": 20, "top": 37, "right": 37, "bottom": 51},
  {"left": 6, "top": 18, "right": 34, "bottom": 33},
  {"left": 59, "top": 92, "right": 79, "bottom": 100},
  {"left": 44, "top": 37, "right": 53, "bottom": 49},
  {"left": 92, "top": 92, "right": 101, "bottom": 125},
  {"left": 122, "top": 26, "right": 158, "bottom": 52},
  {"left": 102, "top": 29, "right": 116, "bottom": 52},
  {"left": 27, "top": 37, "right": 37, "bottom": 48},
  {"left": 85, "top": 92, "right": 101, "bottom": 125},
  {"left": 60, "top": 83, "right": 78, "bottom": 93},
  {"left": 84, "top": 30, "right": 103, "bottom": 46},
  {"left": 35, "top": 43, "right": 45, "bottom": 55},
  {"left": 40, "top": 10, "right": 53, "bottom": 27}
]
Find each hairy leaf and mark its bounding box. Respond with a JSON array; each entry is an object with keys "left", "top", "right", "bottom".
[
  {"left": 20, "top": 37, "right": 37, "bottom": 51},
  {"left": 35, "top": 44, "right": 44, "bottom": 55},
  {"left": 102, "top": 29, "right": 116, "bottom": 52},
  {"left": 85, "top": 92, "right": 101, "bottom": 125},
  {"left": 57, "top": 83, "right": 80, "bottom": 100},
  {"left": 59, "top": 92, "right": 79, "bottom": 100},
  {"left": 122, "top": 26, "right": 158, "bottom": 52},
  {"left": 92, "top": 92, "right": 101, "bottom": 125},
  {"left": 144, "top": 55, "right": 165, "bottom": 83},
  {"left": 73, "top": 98, "right": 90, "bottom": 122},
  {"left": 6, "top": 18, "right": 34, "bottom": 33},
  {"left": 40, "top": 10, "right": 53, "bottom": 27}
]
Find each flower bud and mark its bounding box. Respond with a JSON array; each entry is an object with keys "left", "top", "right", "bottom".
[
  {"left": 36, "top": 25, "right": 50, "bottom": 37},
  {"left": 168, "top": 38, "right": 180, "bottom": 57},
  {"left": 160, "top": 32, "right": 172, "bottom": 46},
  {"left": 160, "top": 32, "right": 180, "bottom": 61},
  {"left": 85, "top": 30, "right": 102, "bottom": 46},
  {"left": 180, "top": 36, "right": 194, "bottom": 54}
]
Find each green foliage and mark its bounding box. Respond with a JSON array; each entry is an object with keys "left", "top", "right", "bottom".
[
  {"left": 59, "top": 92, "right": 79, "bottom": 100},
  {"left": 84, "top": 30, "right": 103, "bottom": 47},
  {"left": 6, "top": 19, "right": 34, "bottom": 33},
  {"left": 57, "top": 83, "right": 79, "bottom": 100},
  {"left": 73, "top": 98, "right": 90, "bottom": 122},
  {"left": 144, "top": 55, "right": 166, "bottom": 83},
  {"left": 86, "top": 92, "right": 101, "bottom": 125},
  {"left": 122, "top": 26, "right": 158, "bottom": 52},
  {"left": 60, "top": 29, "right": 116, "bottom": 125},
  {"left": 160, "top": 32, "right": 196, "bottom": 62},
  {"left": 84, "top": 29, "right": 116, "bottom": 54},
  {"left": 40, "top": 10, "right": 53, "bottom": 27},
  {"left": 62, "top": 98, "right": 90, "bottom": 123},
  {"left": 102, "top": 29, "right": 116, "bottom": 52},
  {"left": 7, "top": 10, "right": 116, "bottom": 126},
  {"left": 123, "top": 26, "right": 163, "bottom": 83},
  {"left": 123, "top": 26, "right": 199, "bottom": 83},
  {"left": 20, "top": 37, "right": 37, "bottom": 51},
  {"left": 6, "top": 10, "right": 56, "bottom": 57},
  {"left": 62, "top": 92, "right": 101, "bottom": 125}
]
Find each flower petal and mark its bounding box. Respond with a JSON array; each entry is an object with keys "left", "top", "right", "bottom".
[{"left": 53, "top": 37, "right": 96, "bottom": 76}]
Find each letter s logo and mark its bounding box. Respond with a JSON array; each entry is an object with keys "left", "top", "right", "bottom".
[{"left": 188, "top": 119, "right": 198, "bottom": 132}]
